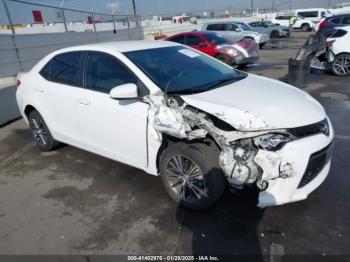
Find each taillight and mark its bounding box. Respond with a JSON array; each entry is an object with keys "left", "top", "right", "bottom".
[
  {"left": 16, "top": 79, "right": 21, "bottom": 89},
  {"left": 319, "top": 19, "right": 327, "bottom": 29},
  {"left": 326, "top": 40, "right": 335, "bottom": 47}
]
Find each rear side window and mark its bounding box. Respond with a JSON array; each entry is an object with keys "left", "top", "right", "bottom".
[
  {"left": 207, "top": 24, "right": 226, "bottom": 31},
  {"left": 298, "top": 11, "right": 319, "bottom": 18},
  {"left": 40, "top": 52, "right": 83, "bottom": 87},
  {"left": 342, "top": 16, "right": 350, "bottom": 25},
  {"left": 85, "top": 52, "right": 137, "bottom": 93},
  {"left": 187, "top": 35, "right": 203, "bottom": 46},
  {"left": 329, "top": 17, "right": 341, "bottom": 24},
  {"left": 330, "top": 29, "right": 347, "bottom": 38},
  {"left": 168, "top": 35, "right": 185, "bottom": 44}
]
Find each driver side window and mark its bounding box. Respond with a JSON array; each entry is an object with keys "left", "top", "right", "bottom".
[
  {"left": 85, "top": 52, "right": 137, "bottom": 93},
  {"left": 228, "top": 23, "right": 239, "bottom": 31}
]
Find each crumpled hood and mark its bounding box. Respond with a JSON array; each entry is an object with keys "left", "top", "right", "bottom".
[{"left": 180, "top": 74, "right": 326, "bottom": 131}]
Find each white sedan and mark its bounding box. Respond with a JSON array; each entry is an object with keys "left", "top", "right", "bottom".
[
  {"left": 16, "top": 40, "right": 334, "bottom": 210},
  {"left": 326, "top": 26, "right": 350, "bottom": 76}
]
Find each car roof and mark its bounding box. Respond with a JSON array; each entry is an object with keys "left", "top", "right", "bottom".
[
  {"left": 204, "top": 20, "right": 239, "bottom": 24},
  {"left": 325, "top": 13, "right": 350, "bottom": 19},
  {"left": 55, "top": 40, "right": 179, "bottom": 54},
  {"left": 295, "top": 8, "right": 327, "bottom": 11}
]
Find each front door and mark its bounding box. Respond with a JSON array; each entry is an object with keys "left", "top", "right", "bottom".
[{"left": 76, "top": 51, "right": 149, "bottom": 169}]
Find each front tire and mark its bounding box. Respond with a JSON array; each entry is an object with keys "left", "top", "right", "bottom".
[
  {"left": 270, "top": 30, "right": 280, "bottom": 38},
  {"left": 28, "top": 110, "right": 60, "bottom": 151},
  {"left": 159, "top": 142, "right": 226, "bottom": 210},
  {"left": 331, "top": 54, "right": 350, "bottom": 76}
]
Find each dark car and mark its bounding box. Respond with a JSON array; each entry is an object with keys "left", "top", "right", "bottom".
[{"left": 318, "top": 13, "right": 350, "bottom": 34}]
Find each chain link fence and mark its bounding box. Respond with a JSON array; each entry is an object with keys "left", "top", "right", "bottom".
[{"left": 0, "top": 0, "right": 141, "bottom": 34}]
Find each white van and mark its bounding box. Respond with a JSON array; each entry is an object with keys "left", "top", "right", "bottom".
[{"left": 295, "top": 8, "right": 332, "bottom": 22}]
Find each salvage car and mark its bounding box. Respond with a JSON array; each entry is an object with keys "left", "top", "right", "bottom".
[
  {"left": 16, "top": 41, "right": 334, "bottom": 210},
  {"left": 249, "top": 21, "right": 290, "bottom": 38},
  {"left": 325, "top": 26, "right": 350, "bottom": 75},
  {"left": 165, "top": 31, "right": 259, "bottom": 66},
  {"left": 202, "top": 21, "right": 270, "bottom": 48}
]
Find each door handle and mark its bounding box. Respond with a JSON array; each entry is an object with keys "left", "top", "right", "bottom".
[
  {"left": 35, "top": 87, "right": 44, "bottom": 93},
  {"left": 77, "top": 98, "right": 91, "bottom": 105}
]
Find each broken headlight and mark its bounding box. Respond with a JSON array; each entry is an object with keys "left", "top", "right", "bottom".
[{"left": 255, "top": 133, "right": 291, "bottom": 151}]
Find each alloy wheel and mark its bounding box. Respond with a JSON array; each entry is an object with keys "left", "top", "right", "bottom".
[
  {"left": 333, "top": 56, "right": 350, "bottom": 75},
  {"left": 165, "top": 155, "right": 206, "bottom": 201},
  {"left": 30, "top": 117, "right": 48, "bottom": 145}
]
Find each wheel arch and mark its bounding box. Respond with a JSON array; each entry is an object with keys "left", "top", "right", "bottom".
[
  {"left": 155, "top": 134, "right": 221, "bottom": 173},
  {"left": 24, "top": 105, "right": 37, "bottom": 122}
]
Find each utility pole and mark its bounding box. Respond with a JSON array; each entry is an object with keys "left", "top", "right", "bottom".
[
  {"left": 132, "top": 0, "right": 137, "bottom": 17},
  {"left": 272, "top": 0, "right": 275, "bottom": 12},
  {"left": 250, "top": 0, "right": 254, "bottom": 15},
  {"left": 131, "top": 0, "right": 139, "bottom": 27}
]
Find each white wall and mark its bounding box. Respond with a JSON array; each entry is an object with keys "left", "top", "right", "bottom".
[{"left": 0, "top": 27, "right": 143, "bottom": 77}]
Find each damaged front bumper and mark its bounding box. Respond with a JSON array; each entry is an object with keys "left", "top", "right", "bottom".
[
  {"left": 256, "top": 122, "right": 334, "bottom": 208},
  {"left": 146, "top": 94, "right": 334, "bottom": 208}
]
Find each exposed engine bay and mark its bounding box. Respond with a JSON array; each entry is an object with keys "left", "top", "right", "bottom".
[{"left": 145, "top": 94, "right": 300, "bottom": 207}]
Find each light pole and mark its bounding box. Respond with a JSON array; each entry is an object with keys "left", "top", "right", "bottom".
[
  {"left": 250, "top": 0, "right": 254, "bottom": 15},
  {"left": 131, "top": 0, "right": 139, "bottom": 27}
]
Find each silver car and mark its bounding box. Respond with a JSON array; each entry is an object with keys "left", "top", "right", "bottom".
[
  {"left": 202, "top": 21, "right": 270, "bottom": 49},
  {"left": 249, "top": 21, "right": 291, "bottom": 38}
]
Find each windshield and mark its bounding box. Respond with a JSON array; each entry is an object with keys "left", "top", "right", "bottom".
[
  {"left": 124, "top": 46, "right": 247, "bottom": 94},
  {"left": 202, "top": 32, "right": 231, "bottom": 45},
  {"left": 237, "top": 22, "right": 254, "bottom": 31}
]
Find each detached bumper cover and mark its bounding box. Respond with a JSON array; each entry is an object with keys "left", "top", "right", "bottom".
[{"left": 256, "top": 119, "right": 334, "bottom": 208}]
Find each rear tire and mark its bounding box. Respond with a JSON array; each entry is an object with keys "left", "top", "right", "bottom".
[
  {"left": 28, "top": 110, "right": 60, "bottom": 151},
  {"left": 259, "top": 43, "right": 266, "bottom": 49},
  {"left": 159, "top": 142, "right": 226, "bottom": 210},
  {"left": 331, "top": 54, "right": 350, "bottom": 76},
  {"left": 301, "top": 23, "right": 310, "bottom": 32}
]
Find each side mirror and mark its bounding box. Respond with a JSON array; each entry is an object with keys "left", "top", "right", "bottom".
[
  {"left": 199, "top": 41, "right": 209, "bottom": 48},
  {"left": 109, "top": 83, "right": 138, "bottom": 99},
  {"left": 235, "top": 28, "right": 241, "bottom": 32}
]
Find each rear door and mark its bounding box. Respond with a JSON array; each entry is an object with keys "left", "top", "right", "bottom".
[
  {"left": 38, "top": 51, "right": 84, "bottom": 146},
  {"left": 76, "top": 51, "right": 149, "bottom": 169}
]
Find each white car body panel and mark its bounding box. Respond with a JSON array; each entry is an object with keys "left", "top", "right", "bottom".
[
  {"left": 181, "top": 74, "right": 325, "bottom": 131},
  {"left": 16, "top": 40, "right": 334, "bottom": 208},
  {"left": 327, "top": 26, "right": 350, "bottom": 58}
]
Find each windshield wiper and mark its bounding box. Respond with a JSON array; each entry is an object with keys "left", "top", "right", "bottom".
[{"left": 168, "top": 75, "right": 247, "bottom": 95}]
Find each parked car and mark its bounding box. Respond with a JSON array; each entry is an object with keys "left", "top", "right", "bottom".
[
  {"left": 249, "top": 20, "right": 290, "bottom": 38},
  {"left": 16, "top": 40, "right": 334, "bottom": 210},
  {"left": 317, "top": 13, "right": 350, "bottom": 34},
  {"left": 271, "top": 15, "right": 317, "bottom": 31},
  {"left": 326, "top": 26, "right": 350, "bottom": 75},
  {"left": 295, "top": 8, "right": 332, "bottom": 22},
  {"left": 202, "top": 21, "right": 270, "bottom": 48},
  {"left": 165, "top": 31, "right": 259, "bottom": 66}
]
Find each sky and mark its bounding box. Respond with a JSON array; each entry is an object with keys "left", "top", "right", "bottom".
[
  {"left": 3, "top": 0, "right": 343, "bottom": 15},
  {"left": 0, "top": 0, "right": 344, "bottom": 25}
]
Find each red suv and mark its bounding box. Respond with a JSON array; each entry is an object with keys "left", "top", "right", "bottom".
[{"left": 165, "top": 31, "right": 259, "bottom": 66}]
